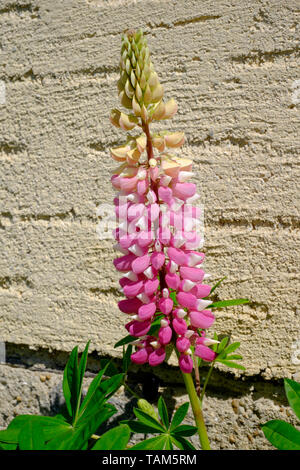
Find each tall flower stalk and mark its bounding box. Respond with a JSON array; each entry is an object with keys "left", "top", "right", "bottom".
[{"left": 109, "top": 29, "right": 247, "bottom": 450}]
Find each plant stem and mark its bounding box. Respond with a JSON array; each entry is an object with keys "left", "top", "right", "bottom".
[
  {"left": 142, "top": 118, "right": 210, "bottom": 450},
  {"left": 181, "top": 371, "right": 211, "bottom": 450},
  {"left": 199, "top": 361, "right": 215, "bottom": 405},
  {"left": 193, "top": 353, "right": 201, "bottom": 398},
  {"left": 124, "top": 381, "right": 141, "bottom": 400}
]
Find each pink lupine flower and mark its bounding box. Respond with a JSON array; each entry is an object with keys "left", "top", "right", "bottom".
[{"left": 110, "top": 31, "right": 217, "bottom": 376}]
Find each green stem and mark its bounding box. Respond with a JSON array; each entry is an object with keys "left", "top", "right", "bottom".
[
  {"left": 124, "top": 381, "right": 141, "bottom": 400},
  {"left": 199, "top": 361, "right": 215, "bottom": 405},
  {"left": 181, "top": 371, "right": 211, "bottom": 450}
]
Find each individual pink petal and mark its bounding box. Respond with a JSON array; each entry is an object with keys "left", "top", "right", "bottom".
[
  {"left": 131, "top": 347, "right": 151, "bottom": 364},
  {"left": 158, "top": 298, "right": 173, "bottom": 315},
  {"left": 150, "top": 167, "right": 159, "bottom": 181},
  {"left": 193, "top": 284, "right": 211, "bottom": 298},
  {"left": 158, "top": 186, "right": 173, "bottom": 204},
  {"left": 165, "top": 272, "right": 180, "bottom": 290},
  {"left": 189, "top": 310, "right": 215, "bottom": 328},
  {"left": 137, "top": 178, "right": 149, "bottom": 195},
  {"left": 136, "top": 231, "right": 154, "bottom": 248},
  {"left": 186, "top": 251, "right": 205, "bottom": 267},
  {"left": 172, "top": 317, "right": 187, "bottom": 335},
  {"left": 119, "top": 176, "right": 139, "bottom": 192},
  {"left": 176, "top": 336, "right": 191, "bottom": 353},
  {"left": 144, "top": 278, "right": 159, "bottom": 296},
  {"left": 158, "top": 326, "right": 173, "bottom": 345},
  {"left": 113, "top": 253, "right": 136, "bottom": 272},
  {"left": 168, "top": 247, "right": 188, "bottom": 265},
  {"left": 151, "top": 252, "right": 165, "bottom": 270},
  {"left": 132, "top": 254, "right": 151, "bottom": 274},
  {"left": 123, "top": 280, "right": 144, "bottom": 297},
  {"left": 195, "top": 344, "right": 216, "bottom": 362},
  {"left": 179, "top": 354, "right": 193, "bottom": 373},
  {"left": 179, "top": 266, "right": 205, "bottom": 282},
  {"left": 118, "top": 298, "right": 143, "bottom": 314},
  {"left": 148, "top": 347, "right": 166, "bottom": 366},
  {"left": 177, "top": 291, "right": 198, "bottom": 310},
  {"left": 138, "top": 302, "right": 157, "bottom": 321},
  {"left": 172, "top": 182, "right": 196, "bottom": 200},
  {"left": 127, "top": 204, "right": 146, "bottom": 221},
  {"left": 126, "top": 319, "right": 151, "bottom": 337}
]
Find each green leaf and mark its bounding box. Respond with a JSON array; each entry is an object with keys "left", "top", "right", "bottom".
[
  {"left": 98, "top": 373, "right": 124, "bottom": 400},
  {"left": 169, "top": 402, "right": 189, "bottom": 432},
  {"left": 77, "top": 362, "right": 110, "bottom": 421},
  {"left": 158, "top": 396, "right": 169, "bottom": 430},
  {"left": 217, "top": 337, "right": 229, "bottom": 353},
  {"left": 0, "top": 415, "right": 71, "bottom": 445},
  {"left": 209, "top": 276, "right": 227, "bottom": 295},
  {"left": 210, "top": 299, "right": 249, "bottom": 309},
  {"left": 217, "top": 360, "right": 245, "bottom": 370},
  {"left": 164, "top": 435, "right": 173, "bottom": 450},
  {"left": 169, "top": 291, "right": 178, "bottom": 306},
  {"left": 99, "top": 359, "right": 119, "bottom": 377},
  {"left": 223, "top": 342, "right": 241, "bottom": 355},
  {"left": 225, "top": 354, "right": 243, "bottom": 361},
  {"left": 148, "top": 314, "right": 164, "bottom": 336},
  {"left": 45, "top": 404, "right": 116, "bottom": 450},
  {"left": 78, "top": 342, "right": 90, "bottom": 395},
  {"left": 114, "top": 335, "right": 135, "bottom": 348},
  {"left": 284, "top": 379, "right": 300, "bottom": 420},
  {"left": 262, "top": 419, "right": 300, "bottom": 450},
  {"left": 18, "top": 420, "right": 45, "bottom": 450},
  {"left": 212, "top": 332, "right": 219, "bottom": 352},
  {"left": 171, "top": 424, "right": 198, "bottom": 437},
  {"left": 170, "top": 435, "right": 197, "bottom": 450},
  {"left": 130, "top": 435, "right": 168, "bottom": 450},
  {"left": 121, "top": 420, "right": 163, "bottom": 435},
  {"left": 92, "top": 425, "right": 130, "bottom": 450},
  {"left": 63, "top": 346, "right": 79, "bottom": 421},
  {"left": 123, "top": 344, "right": 132, "bottom": 374},
  {"left": 133, "top": 408, "right": 165, "bottom": 432}
]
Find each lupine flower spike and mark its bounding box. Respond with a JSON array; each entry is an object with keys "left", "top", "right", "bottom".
[{"left": 110, "top": 29, "right": 217, "bottom": 374}]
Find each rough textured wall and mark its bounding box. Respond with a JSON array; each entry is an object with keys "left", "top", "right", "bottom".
[{"left": 0, "top": 0, "right": 299, "bottom": 449}]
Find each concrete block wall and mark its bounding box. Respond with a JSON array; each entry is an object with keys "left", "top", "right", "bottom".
[{"left": 0, "top": 0, "right": 299, "bottom": 449}]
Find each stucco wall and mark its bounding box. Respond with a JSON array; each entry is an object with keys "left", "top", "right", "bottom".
[{"left": 0, "top": 0, "right": 299, "bottom": 448}]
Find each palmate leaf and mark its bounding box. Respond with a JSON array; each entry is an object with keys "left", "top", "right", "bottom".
[
  {"left": 91, "top": 424, "right": 131, "bottom": 450},
  {"left": 133, "top": 408, "right": 165, "bottom": 432},
  {"left": 170, "top": 435, "right": 197, "bottom": 450},
  {"left": 223, "top": 342, "right": 241, "bottom": 355},
  {"left": 262, "top": 420, "right": 300, "bottom": 450},
  {"left": 0, "top": 415, "right": 72, "bottom": 446},
  {"left": 284, "top": 379, "right": 300, "bottom": 420},
  {"left": 171, "top": 424, "right": 198, "bottom": 437},
  {"left": 130, "top": 435, "right": 168, "bottom": 450},
  {"left": 158, "top": 396, "right": 169, "bottom": 430},
  {"left": 121, "top": 420, "right": 163, "bottom": 435},
  {"left": 18, "top": 421, "right": 45, "bottom": 450},
  {"left": 169, "top": 402, "right": 189, "bottom": 432}
]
